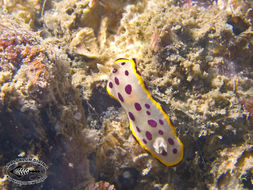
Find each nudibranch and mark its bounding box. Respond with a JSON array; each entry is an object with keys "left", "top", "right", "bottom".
[{"left": 106, "top": 58, "right": 183, "bottom": 166}]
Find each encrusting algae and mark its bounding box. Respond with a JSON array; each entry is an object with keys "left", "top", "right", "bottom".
[
  {"left": 0, "top": 15, "right": 51, "bottom": 111},
  {"left": 0, "top": 15, "right": 94, "bottom": 189},
  {"left": 0, "top": 0, "right": 253, "bottom": 189}
]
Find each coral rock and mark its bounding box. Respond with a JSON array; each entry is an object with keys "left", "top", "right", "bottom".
[
  {"left": 70, "top": 27, "right": 99, "bottom": 58},
  {"left": 85, "top": 181, "right": 116, "bottom": 190},
  {"left": 0, "top": 15, "right": 92, "bottom": 189},
  {"left": 0, "top": 16, "right": 51, "bottom": 110}
]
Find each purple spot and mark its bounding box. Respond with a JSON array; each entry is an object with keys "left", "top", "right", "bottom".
[
  {"left": 168, "top": 138, "right": 174, "bottom": 145},
  {"left": 146, "top": 131, "right": 152, "bottom": 140},
  {"left": 169, "top": 118, "right": 175, "bottom": 126},
  {"left": 118, "top": 93, "right": 124, "bottom": 102},
  {"left": 115, "top": 58, "right": 125, "bottom": 61},
  {"left": 148, "top": 120, "right": 157, "bottom": 127},
  {"left": 125, "top": 84, "right": 132, "bottom": 94},
  {"left": 143, "top": 139, "right": 147, "bottom": 144},
  {"left": 134, "top": 103, "right": 142, "bottom": 111},
  {"left": 113, "top": 68, "right": 117, "bottom": 73},
  {"left": 136, "top": 70, "right": 141, "bottom": 76},
  {"left": 125, "top": 70, "right": 129, "bottom": 76},
  {"left": 173, "top": 148, "right": 177, "bottom": 154},
  {"left": 128, "top": 112, "right": 135, "bottom": 121},
  {"left": 158, "top": 130, "right": 164, "bottom": 135},
  {"left": 144, "top": 81, "right": 149, "bottom": 90},
  {"left": 145, "top": 104, "right": 150, "bottom": 109},
  {"left": 159, "top": 119, "right": 164, "bottom": 125},
  {"left": 109, "top": 82, "right": 113, "bottom": 88},
  {"left": 115, "top": 77, "right": 119, "bottom": 85},
  {"left": 133, "top": 59, "right": 141, "bottom": 76},
  {"left": 161, "top": 150, "right": 167, "bottom": 156},
  {"left": 121, "top": 62, "right": 126, "bottom": 65},
  {"left": 146, "top": 111, "right": 151, "bottom": 115},
  {"left": 161, "top": 106, "right": 167, "bottom": 114},
  {"left": 136, "top": 126, "right": 141, "bottom": 132},
  {"left": 132, "top": 134, "right": 137, "bottom": 142}
]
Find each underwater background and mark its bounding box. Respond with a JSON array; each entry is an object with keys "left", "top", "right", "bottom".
[{"left": 0, "top": 0, "right": 253, "bottom": 189}]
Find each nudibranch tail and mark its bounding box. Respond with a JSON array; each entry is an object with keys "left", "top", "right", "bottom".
[{"left": 106, "top": 58, "right": 183, "bottom": 166}]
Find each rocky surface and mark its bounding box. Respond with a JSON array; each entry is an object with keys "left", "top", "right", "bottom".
[
  {"left": 0, "top": 16, "right": 93, "bottom": 189},
  {"left": 0, "top": 0, "right": 253, "bottom": 189}
]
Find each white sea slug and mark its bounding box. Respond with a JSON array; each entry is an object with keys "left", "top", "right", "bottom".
[{"left": 106, "top": 58, "right": 183, "bottom": 166}]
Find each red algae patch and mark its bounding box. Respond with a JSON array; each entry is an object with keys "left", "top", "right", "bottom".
[
  {"left": 0, "top": 16, "right": 51, "bottom": 109},
  {"left": 240, "top": 99, "right": 253, "bottom": 118}
]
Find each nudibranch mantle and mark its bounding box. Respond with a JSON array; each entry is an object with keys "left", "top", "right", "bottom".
[{"left": 106, "top": 58, "right": 183, "bottom": 166}]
